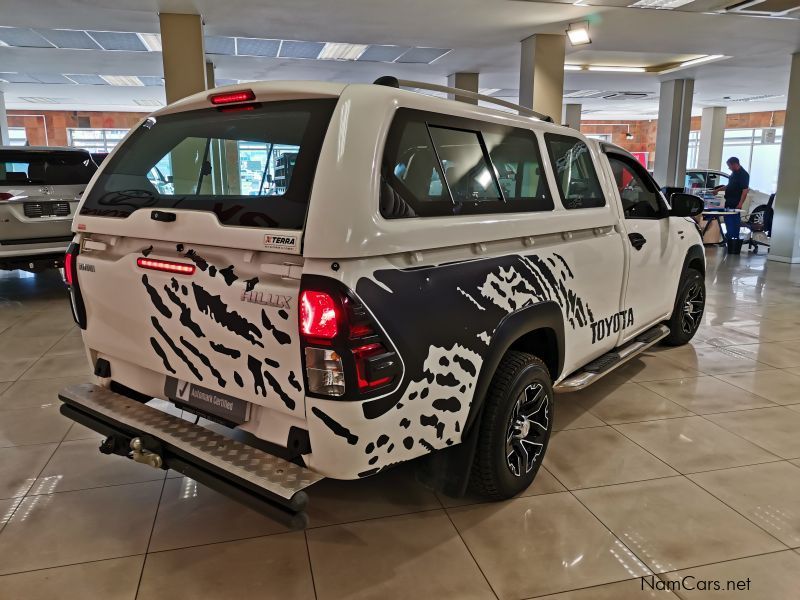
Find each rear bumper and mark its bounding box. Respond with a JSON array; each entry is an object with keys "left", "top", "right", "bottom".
[
  {"left": 59, "top": 383, "right": 324, "bottom": 529},
  {"left": 0, "top": 236, "right": 72, "bottom": 270}
]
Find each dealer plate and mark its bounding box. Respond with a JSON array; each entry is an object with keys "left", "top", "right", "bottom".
[{"left": 165, "top": 378, "right": 250, "bottom": 424}]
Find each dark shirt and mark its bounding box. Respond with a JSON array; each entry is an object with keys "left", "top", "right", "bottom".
[{"left": 725, "top": 167, "right": 750, "bottom": 208}]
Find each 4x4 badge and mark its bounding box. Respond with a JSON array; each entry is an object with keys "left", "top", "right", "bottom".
[{"left": 241, "top": 290, "right": 291, "bottom": 309}]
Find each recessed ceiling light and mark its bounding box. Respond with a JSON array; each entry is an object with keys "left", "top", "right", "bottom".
[
  {"left": 100, "top": 75, "right": 144, "bottom": 86},
  {"left": 587, "top": 66, "right": 647, "bottom": 73},
  {"left": 628, "top": 0, "right": 695, "bottom": 8},
  {"left": 137, "top": 33, "right": 162, "bottom": 52},
  {"left": 564, "top": 65, "right": 584, "bottom": 71},
  {"left": 679, "top": 54, "right": 724, "bottom": 68},
  {"left": 566, "top": 22, "right": 591, "bottom": 46},
  {"left": 318, "top": 42, "right": 368, "bottom": 60}
]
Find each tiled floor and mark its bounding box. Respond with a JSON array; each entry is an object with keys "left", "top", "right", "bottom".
[{"left": 1, "top": 248, "right": 800, "bottom": 599}]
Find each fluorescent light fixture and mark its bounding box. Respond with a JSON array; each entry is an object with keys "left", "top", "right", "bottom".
[
  {"left": 100, "top": 75, "right": 144, "bottom": 86},
  {"left": 479, "top": 88, "right": 501, "bottom": 95},
  {"left": 679, "top": 54, "right": 724, "bottom": 68},
  {"left": 629, "top": 0, "right": 695, "bottom": 8},
  {"left": 564, "top": 65, "right": 584, "bottom": 71},
  {"left": 587, "top": 66, "right": 646, "bottom": 73},
  {"left": 566, "top": 22, "right": 591, "bottom": 46},
  {"left": 318, "top": 42, "right": 368, "bottom": 61},
  {"left": 137, "top": 33, "right": 162, "bottom": 52}
]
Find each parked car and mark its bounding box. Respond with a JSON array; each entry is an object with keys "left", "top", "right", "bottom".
[
  {"left": 0, "top": 147, "right": 96, "bottom": 272},
  {"left": 685, "top": 168, "right": 769, "bottom": 211},
  {"left": 58, "top": 79, "right": 706, "bottom": 528}
]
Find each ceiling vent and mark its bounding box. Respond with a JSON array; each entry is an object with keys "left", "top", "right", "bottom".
[
  {"left": 726, "top": 0, "right": 800, "bottom": 15},
  {"left": 564, "top": 89, "right": 606, "bottom": 99},
  {"left": 134, "top": 99, "right": 164, "bottom": 106},
  {"left": 20, "top": 97, "right": 72, "bottom": 104}
]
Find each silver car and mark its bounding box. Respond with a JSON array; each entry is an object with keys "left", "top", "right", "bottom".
[{"left": 0, "top": 147, "right": 96, "bottom": 271}]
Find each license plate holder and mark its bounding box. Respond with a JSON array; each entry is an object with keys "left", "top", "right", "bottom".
[{"left": 165, "top": 378, "right": 251, "bottom": 425}]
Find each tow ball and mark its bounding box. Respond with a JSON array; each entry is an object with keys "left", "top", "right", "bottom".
[{"left": 130, "top": 437, "right": 163, "bottom": 469}]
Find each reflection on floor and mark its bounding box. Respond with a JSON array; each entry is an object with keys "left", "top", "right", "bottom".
[{"left": 1, "top": 247, "right": 800, "bottom": 599}]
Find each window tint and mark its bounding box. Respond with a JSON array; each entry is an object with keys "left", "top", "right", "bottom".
[
  {"left": 706, "top": 172, "right": 727, "bottom": 189},
  {"left": 381, "top": 108, "right": 553, "bottom": 218},
  {"left": 80, "top": 99, "right": 336, "bottom": 229},
  {"left": 608, "top": 155, "right": 663, "bottom": 219},
  {"left": 484, "top": 129, "right": 551, "bottom": 208},
  {"left": 685, "top": 171, "right": 706, "bottom": 191},
  {"left": 0, "top": 150, "right": 95, "bottom": 186},
  {"left": 544, "top": 134, "right": 605, "bottom": 209},
  {"left": 428, "top": 126, "right": 502, "bottom": 203}
]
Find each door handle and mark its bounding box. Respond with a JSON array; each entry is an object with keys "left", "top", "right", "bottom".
[
  {"left": 151, "top": 210, "right": 176, "bottom": 223},
  {"left": 628, "top": 232, "right": 647, "bottom": 250}
]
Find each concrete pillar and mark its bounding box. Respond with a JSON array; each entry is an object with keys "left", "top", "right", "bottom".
[
  {"left": 769, "top": 53, "right": 800, "bottom": 264},
  {"left": 0, "top": 92, "right": 9, "bottom": 145},
  {"left": 563, "top": 103, "right": 581, "bottom": 130},
  {"left": 697, "top": 106, "right": 726, "bottom": 171},
  {"left": 447, "top": 72, "right": 478, "bottom": 105},
  {"left": 159, "top": 13, "right": 207, "bottom": 104},
  {"left": 519, "top": 34, "right": 565, "bottom": 122},
  {"left": 205, "top": 60, "right": 215, "bottom": 90},
  {"left": 654, "top": 78, "right": 694, "bottom": 188}
]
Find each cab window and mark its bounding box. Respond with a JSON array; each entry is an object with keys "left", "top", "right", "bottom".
[
  {"left": 608, "top": 154, "right": 664, "bottom": 219},
  {"left": 381, "top": 108, "right": 553, "bottom": 218},
  {"left": 544, "top": 134, "right": 605, "bottom": 209}
]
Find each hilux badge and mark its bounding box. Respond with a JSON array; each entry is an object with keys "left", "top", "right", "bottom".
[{"left": 241, "top": 290, "right": 292, "bottom": 309}]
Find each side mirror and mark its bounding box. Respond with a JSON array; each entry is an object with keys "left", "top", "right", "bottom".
[{"left": 669, "top": 193, "right": 704, "bottom": 217}]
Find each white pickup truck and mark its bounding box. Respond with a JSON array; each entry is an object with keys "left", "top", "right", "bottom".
[{"left": 59, "top": 78, "right": 706, "bottom": 528}]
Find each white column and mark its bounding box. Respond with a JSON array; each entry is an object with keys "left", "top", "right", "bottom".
[
  {"left": 447, "top": 72, "right": 479, "bottom": 105},
  {"left": 769, "top": 53, "right": 800, "bottom": 263},
  {"left": 205, "top": 60, "right": 215, "bottom": 90},
  {"left": 563, "top": 103, "right": 581, "bottom": 130},
  {"left": 653, "top": 78, "right": 694, "bottom": 188},
  {"left": 519, "top": 34, "right": 565, "bottom": 122},
  {"left": 697, "top": 106, "right": 726, "bottom": 170},
  {"left": 159, "top": 13, "right": 207, "bottom": 104},
  {"left": 0, "top": 91, "right": 9, "bottom": 145}
]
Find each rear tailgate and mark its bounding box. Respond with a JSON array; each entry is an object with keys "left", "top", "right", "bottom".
[
  {"left": 76, "top": 232, "right": 306, "bottom": 420},
  {"left": 70, "top": 88, "right": 339, "bottom": 426}
]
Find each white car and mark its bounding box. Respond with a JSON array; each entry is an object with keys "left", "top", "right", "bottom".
[
  {"left": 58, "top": 79, "right": 706, "bottom": 528},
  {"left": 685, "top": 168, "right": 769, "bottom": 211},
  {"left": 0, "top": 147, "right": 95, "bottom": 271}
]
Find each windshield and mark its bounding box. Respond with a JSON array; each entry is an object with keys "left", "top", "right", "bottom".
[
  {"left": 80, "top": 98, "right": 337, "bottom": 229},
  {"left": 0, "top": 150, "right": 96, "bottom": 186}
]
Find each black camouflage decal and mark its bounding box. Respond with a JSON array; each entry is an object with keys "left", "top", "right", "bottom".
[
  {"left": 151, "top": 316, "right": 203, "bottom": 381},
  {"left": 311, "top": 407, "right": 358, "bottom": 445},
  {"left": 288, "top": 371, "right": 302, "bottom": 392},
  {"left": 141, "top": 245, "right": 153, "bottom": 257},
  {"left": 184, "top": 249, "right": 209, "bottom": 272},
  {"left": 247, "top": 355, "right": 267, "bottom": 397},
  {"left": 142, "top": 275, "right": 172, "bottom": 319},
  {"left": 260, "top": 310, "right": 291, "bottom": 345},
  {"left": 164, "top": 285, "right": 204, "bottom": 338},
  {"left": 210, "top": 341, "right": 241, "bottom": 359},
  {"left": 193, "top": 283, "right": 263, "bottom": 348},
  {"left": 219, "top": 265, "right": 238, "bottom": 286},
  {"left": 180, "top": 336, "right": 225, "bottom": 387},
  {"left": 150, "top": 337, "right": 175, "bottom": 373}
]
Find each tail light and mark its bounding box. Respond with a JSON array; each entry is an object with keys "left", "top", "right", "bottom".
[
  {"left": 209, "top": 89, "right": 255, "bottom": 105},
  {"left": 299, "top": 278, "right": 401, "bottom": 399},
  {"left": 64, "top": 242, "right": 87, "bottom": 329},
  {"left": 136, "top": 257, "right": 195, "bottom": 275}
]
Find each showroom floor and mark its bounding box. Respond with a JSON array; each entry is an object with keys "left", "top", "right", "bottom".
[{"left": 0, "top": 247, "right": 799, "bottom": 600}]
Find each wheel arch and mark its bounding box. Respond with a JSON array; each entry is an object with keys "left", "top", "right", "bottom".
[{"left": 463, "top": 300, "right": 564, "bottom": 435}]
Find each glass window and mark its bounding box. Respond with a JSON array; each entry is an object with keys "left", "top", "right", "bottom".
[
  {"left": 545, "top": 134, "right": 605, "bottom": 209},
  {"left": 68, "top": 128, "right": 128, "bottom": 153},
  {"left": 80, "top": 99, "right": 337, "bottom": 229},
  {"left": 608, "top": 155, "right": 663, "bottom": 219},
  {"left": 381, "top": 108, "right": 553, "bottom": 218},
  {"left": 428, "top": 126, "right": 502, "bottom": 203},
  {"left": 685, "top": 171, "right": 706, "bottom": 191},
  {"left": 8, "top": 127, "right": 28, "bottom": 146},
  {"left": 0, "top": 149, "right": 95, "bottom": 185},
  {"left": 686, "top": 130, "right": 700, "bottom": 169},
  {"left": 706, "top": 172, "right": 728, "bottom": 189},
  {"left": 483, "top": 129, "right": 552, "bottom": 209}
]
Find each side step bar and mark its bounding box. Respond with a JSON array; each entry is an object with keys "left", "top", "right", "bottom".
[
  {"left": 554, "top": 324, "right": 671, "bottom": 393},
  {"left": 59, "top": 383, "right": 323, "bottom": 529}
]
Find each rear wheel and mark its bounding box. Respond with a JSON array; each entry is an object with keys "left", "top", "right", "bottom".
[
  {"left": 469, "top": 351, "right": 553, "bottom": 500},
  {"left": 664, "top": 268, "right": 705, "bottom": 346}
]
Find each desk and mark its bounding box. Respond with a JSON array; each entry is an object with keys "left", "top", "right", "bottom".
[{"left": 701, "top": 210, "right": 739, "bottom": 246}]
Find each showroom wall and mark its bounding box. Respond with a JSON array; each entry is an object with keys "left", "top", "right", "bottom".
[
  {"left": 582, "top": 110, "right": 786, "bottom": 160},
  {"left": 7, "top": 110, "right": 147, "bottom": 147}
]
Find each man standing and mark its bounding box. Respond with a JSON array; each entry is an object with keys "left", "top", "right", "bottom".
[{"left": 712, "top": 157, "right": 750, "bottom": 241}]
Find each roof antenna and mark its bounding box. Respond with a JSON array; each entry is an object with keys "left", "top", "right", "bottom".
[{"left": 373, "top": 75, "right": 400, "bottom": 88}]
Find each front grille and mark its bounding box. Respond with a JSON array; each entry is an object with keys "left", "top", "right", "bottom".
[{"left": 23, "top": 202, "right": 71, "bottom": 218}]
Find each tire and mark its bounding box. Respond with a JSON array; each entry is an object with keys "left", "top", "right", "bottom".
[
  {"left": 468, "top": 351, "right": 554, "bottom": 500},
  {"left": 664, "top": 268, "right": 705, "bottom": 346}
]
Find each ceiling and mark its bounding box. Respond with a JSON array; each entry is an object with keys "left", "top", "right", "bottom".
[{"left": 0, "top": 0, "right": 798, "bottom": 119}]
